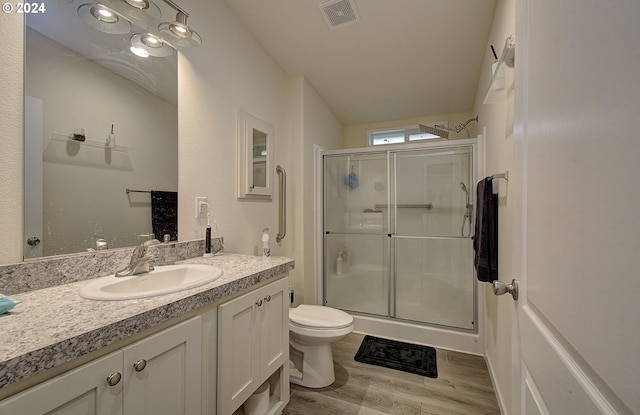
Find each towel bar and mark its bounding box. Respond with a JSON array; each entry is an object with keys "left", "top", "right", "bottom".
[
  {"left": 126, "top": 188, "right": 151, "bottom": 194},
  {"left": 490, "top": 171, "right": 508, "bottom": 181}
]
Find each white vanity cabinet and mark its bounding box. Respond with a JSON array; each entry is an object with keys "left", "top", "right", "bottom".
[
  {"left": 217, "top": 277, "right": 289, "bottom": 415},
  {"left": 0, "top": 317, "right": 202, "bottom": 415},
  {"left": 0, "top": 351, "right": 123, "bottom": 415},
  {"left": 121, "top": 316, "right": 202, "bottom": 414}
]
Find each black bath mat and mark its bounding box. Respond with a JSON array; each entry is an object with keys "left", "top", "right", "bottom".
[{"left": 354, "top": 335, "right": 437, "bottom": 378}]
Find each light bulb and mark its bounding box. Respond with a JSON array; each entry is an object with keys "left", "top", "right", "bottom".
[
  {"left": 130, "top": 46, "right": 149, "bottom": 57},
  {"left": 91, "top": 5, "right": 118, "bottom": 23}
]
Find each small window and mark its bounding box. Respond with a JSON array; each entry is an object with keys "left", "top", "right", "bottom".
[
  {"left": 369, "top": 123, "right": 447, "bottom": 146},
  {"left": 370, "top": 129, "right": 406, "bottom": 145}
]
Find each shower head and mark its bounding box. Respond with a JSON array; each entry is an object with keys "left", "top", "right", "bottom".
[
  {"left": 454, "top": 116, "right": 479, "bottom": 137},
  {"left": 419, "top": 116, "right": 479, "bottom": 139},
  {"left": 459, "top": 182, "right": 468, "bottom": 193},
  {"left": 418, "top": 124, "right": 449, "bottom": 139}
]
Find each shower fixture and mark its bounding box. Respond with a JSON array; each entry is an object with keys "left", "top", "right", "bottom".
[
  {"left": 455, "top": 116, "right": 479, "bottom": 138},
  {"left": 418, "top": 123, "right": 450, "bottom": 139},
  {"left": 419, "top": 116, "right": 479, "bottom": 139},
  {"left": 460, "top": 181, "right": 473, "bottom": 238},
  {"left": 460, "top": 181, "right": 469, "bottom": 198}
]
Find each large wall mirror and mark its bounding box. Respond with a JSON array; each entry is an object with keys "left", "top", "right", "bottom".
[{"left": 24, "top": 2, "right": 178, "bottom": 259}]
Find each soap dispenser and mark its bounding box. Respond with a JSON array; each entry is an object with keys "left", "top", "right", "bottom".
[{"left": 262, "top": 228, "right": 271, "bottom": 257}]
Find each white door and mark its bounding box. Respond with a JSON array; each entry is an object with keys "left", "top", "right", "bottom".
[{"left": 512, "top": 0, "right": 640, "bottom": 414}]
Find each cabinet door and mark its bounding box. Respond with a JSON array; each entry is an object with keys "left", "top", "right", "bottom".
[
  {"left": 259, "top": 277, "right": 289, "bottom": 378},
  {"left": 0, "top": 352, "right": 123, "bottom": 415},
  {"left": 123, "top": 317, "right": 202, "bottom": 415},
  {"left": 218, "top": 288, "right": 261, "bottom": 415}
]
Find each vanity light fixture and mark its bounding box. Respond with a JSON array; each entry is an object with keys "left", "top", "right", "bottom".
[
  {"left": 78, "top": 0, "right": 200, "bottom": 55},
  {"left": 78, "top": 3, "right": 132, "bottom": 34},
  {"left": 124, "top": 0, "right": 150, "bottom": 9},
  {"left": 102, "top": 0, "right": 161, "bottom": 23},
  {"left": 131, "top": 32, "right": 173, "bottom": 57},
  {"left": 158, "top": 0, "right": 201, "bottom": 47}
]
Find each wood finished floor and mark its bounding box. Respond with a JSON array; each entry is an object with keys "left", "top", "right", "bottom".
[{"left": 283, "top": 333, "right": 501, "bottom": 415}]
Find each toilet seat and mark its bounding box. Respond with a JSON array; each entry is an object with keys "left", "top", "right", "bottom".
[{"left": 289, "top": 305, "right": 353, "bottom": 329}]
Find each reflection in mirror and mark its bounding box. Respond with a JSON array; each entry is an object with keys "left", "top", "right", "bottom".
[
  {"left": 24, "top": 3, "right": 178, "bottom": 259},
  {"left": 252, "top": 129, "right": 268, "bottom": 188},
  {"left": 237, "top": 111, "right": 273, "bottom": 199}
]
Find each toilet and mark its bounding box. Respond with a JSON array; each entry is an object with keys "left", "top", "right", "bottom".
[{"left": 288, "top": 304, "right": 353, "bottom": 388}]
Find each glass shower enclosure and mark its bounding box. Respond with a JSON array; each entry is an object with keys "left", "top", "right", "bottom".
[{"left": 323, "top": 144, "right": 475, "bottom": 331}]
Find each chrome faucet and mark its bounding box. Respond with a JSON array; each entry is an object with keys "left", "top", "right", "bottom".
[{"left": 115, "top": 238, "right": 158, "bottom": 277}]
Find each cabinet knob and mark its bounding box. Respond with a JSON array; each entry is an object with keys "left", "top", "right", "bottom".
[
  {"left": 133, "top": 359, "right": 147, "bottom": 372},
  {"left": 255, "top": 299, "right": 263, "bottom": 307},
  {"left": 106, "top": 372, "right": 122, "bottom": 386},
  {"left": 27, "top": 237, "right": 40, "bottom": 246},
  {"left": 264, "top": 295, "right": 271, "bottom": 302}
]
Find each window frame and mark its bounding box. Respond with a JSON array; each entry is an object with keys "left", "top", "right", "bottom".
[{"left": 368, "top": 122, "right": 448, "bottom": 146}]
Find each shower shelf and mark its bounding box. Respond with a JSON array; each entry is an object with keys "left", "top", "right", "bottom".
[
  {"left": 483, "top": 34, "right": 515, "bottom": 104},
  {"left": 43, "top": 133, "right": 132, "bottom": 170}
]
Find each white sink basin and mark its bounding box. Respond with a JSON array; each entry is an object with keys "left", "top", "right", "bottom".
[{"left": 79, "top": 264, "right": 223, "bottom": 300}]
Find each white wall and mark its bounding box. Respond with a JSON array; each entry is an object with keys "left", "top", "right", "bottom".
[
  {"left": 176, "top": 0, "right": 293, "bottom": 258},
  {"left": 175, "top": 0, "right": 343, "bottom": 311},
  {"left": 473, "top": 0, "right": 515, "bottom": 413},
  {"left": 299, "top": 78, "right": 343, "bottom": 305},
  {"left": 0, "top": 12, "right": 24, "bottom": 264}
]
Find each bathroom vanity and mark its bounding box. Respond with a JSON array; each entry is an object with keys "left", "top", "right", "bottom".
[{"left": 0, "top": 253, "right": 294, "bottom": 415}]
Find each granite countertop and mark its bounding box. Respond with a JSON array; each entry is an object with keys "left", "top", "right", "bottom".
[{"left": 0, "top": 253, "right": 294, "bottom": 390}]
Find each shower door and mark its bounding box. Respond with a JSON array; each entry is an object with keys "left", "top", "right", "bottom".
[
  {"left": 391, "top": 146, "right": 475, "bottom": 330},
  {"left": 323, "top": 153, "right": 389, "bottom": 316},
  {"left": 323, "top": 145, "right": 475, "bottom": 331}
]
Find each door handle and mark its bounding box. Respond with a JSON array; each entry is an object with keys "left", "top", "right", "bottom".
[{"left": 492, "top": 279, "right": 519, "bottom": 301}]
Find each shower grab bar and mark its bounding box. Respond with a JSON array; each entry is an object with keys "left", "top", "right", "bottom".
[
  {"left": 374, "top": 203, "right": 433, "bottom": 210},
  {"left": 276, "top": 165, "right": 286, "bottom": 243}
]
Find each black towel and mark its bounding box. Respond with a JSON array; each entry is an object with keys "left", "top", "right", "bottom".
[
  {"left": 473, "top": 178, "right": 498, "bottom": 282},
  {"left": 151, "top": 191, "right": 178, "bottom": 241}
]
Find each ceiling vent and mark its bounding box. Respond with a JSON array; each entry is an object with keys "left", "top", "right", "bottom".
[{"left": 319, "top": 0, "right": 361, "bottom": 30}]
